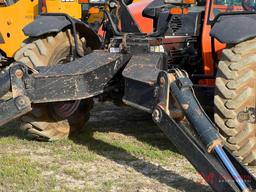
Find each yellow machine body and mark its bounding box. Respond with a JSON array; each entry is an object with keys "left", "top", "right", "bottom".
[
  {"left": 0, "top": 0, "right": 38, "bottom": 57},
  {"left": 0, "top": 0, "right": 81, "bottom": 58},
  {"left": 46, "top": 0, "right": 81, "bottom": 19}
]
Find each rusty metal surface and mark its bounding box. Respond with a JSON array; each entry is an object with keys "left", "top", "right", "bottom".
[
  {"left": 123, "top": 53, "right": 165, "bottom": 85},
  {"left": 0, "top": 95, "right": 31, "bottom": 127},
  {"left": 24, "top": 51, "right": 131, "bottom": 103},
  {"left": 122, "top": 53, "right": 165, "bottom": 112}
]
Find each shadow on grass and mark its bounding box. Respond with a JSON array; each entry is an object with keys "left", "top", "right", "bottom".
[
  {"left": 0, "top": 103, "right": 211, "bottom": 191},
  {"left": 69, "top": 103, "right": 212, "bottom": 191},
  {"left": 70, "top": 128, "right": 210, "bottom": 192},
  {"left": 0, "top": 121, "right": 27, "bottom": 139},
  {"left": 88, "top": 104, "right": 180, "bottom": 153}
]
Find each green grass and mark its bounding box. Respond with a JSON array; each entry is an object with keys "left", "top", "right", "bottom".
[
  {"left": 0, "top": 123, "right": 184, "bottom": 191},
  {"left": 0, "top": 104, "right": 197, "bottom": 191},
  {"left": 48, "top": 139, "right": 98, "bottom": 162},
  {"left": 0, "top": 155, "right": 57, "bottom": 191},
  {"left": 93, "top": 131, "right": 182, "bottom": 163}
]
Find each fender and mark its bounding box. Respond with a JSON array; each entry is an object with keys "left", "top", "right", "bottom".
[
  {"left": 23, "top": 16, "right": 101, "bottom": 49},
  {"left": 210, "top": 14, "right": 256, "bottom": 44},
  {"left": 128, "top": 0, "right": 154, "bottom": 33}
]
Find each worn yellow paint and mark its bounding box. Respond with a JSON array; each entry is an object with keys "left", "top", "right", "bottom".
[
  {"left": 0, "top": 0, "right": 38, "bottom": 57},
  {"left": 46, "top": 0, "right": 81, "bottom": 19},
  {"left": 0, "top": 0, "right": 81, "bottom": 58}
]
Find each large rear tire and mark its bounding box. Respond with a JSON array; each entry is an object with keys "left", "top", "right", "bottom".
[
  {"left": 214, "top": 38, "right": 256, "bottom": 165},
  {"left": 14, "top": 29, "right": 93, "bottom": 141}
]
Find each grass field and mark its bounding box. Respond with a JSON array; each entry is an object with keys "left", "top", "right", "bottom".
[{"left": 0, "top": 102, "right": 254, "bottom": 192}]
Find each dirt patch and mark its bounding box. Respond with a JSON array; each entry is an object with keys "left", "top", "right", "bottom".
[{"left": 0, "top": 102, "right": 254, "bottom": 191}]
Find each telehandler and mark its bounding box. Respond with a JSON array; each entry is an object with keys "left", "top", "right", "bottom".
[
  {"left": 0, "top": 0, "right": 255, "bottom": 191},
  {"left": 0, "top": 0, "right": 82, "bottom": 66},
  {"left": 0, "top": 0, "right": 139, "bottom": 65}
]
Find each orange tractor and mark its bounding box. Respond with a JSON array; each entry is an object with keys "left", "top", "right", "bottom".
[
  {"left": 126, "top": 0, "right": 255, "bottom": 166},
  {"left": 0, "top": 0, "right": 255, "bottom": 191}
]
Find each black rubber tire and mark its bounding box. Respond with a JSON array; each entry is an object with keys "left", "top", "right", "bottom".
[
  {"left": 14, "top": 29, "right": 93, "bottom": 141},
  {"left": 214, "top": 38, "right": 256, "bottom": 165}
]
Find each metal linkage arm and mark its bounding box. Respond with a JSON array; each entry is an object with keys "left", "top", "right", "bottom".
[
  {"left": 152, "top": 71, "right": 256, "bottom": 192},
  {"left": 0, "top": 51, "right": 131, "bottom": 126},
  {"left": 25, "top": 51, "right": 131, "bottom": 103},
  {"left": 0, "top": 96, "right": 31, "bottom": 127}
]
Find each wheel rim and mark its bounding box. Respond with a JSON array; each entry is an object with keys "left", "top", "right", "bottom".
[
  {"left": 14, "top": 30, "right": 90, "bottom": 140},
  {"left": 50, "top": 51, "right": 81, "bottom": 119},
  {"left": 52, "top": 100, "right": 81, "bottom": 119}
]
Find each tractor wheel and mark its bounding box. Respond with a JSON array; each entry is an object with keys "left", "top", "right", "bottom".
[
  {"left": 214, "top": 37, "right": 256, "bottom": 165},
  {"left": 14, "top": 29, "right": 93, "bottom": 141}
]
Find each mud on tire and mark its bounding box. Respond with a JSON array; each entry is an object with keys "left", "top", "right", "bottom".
[
  {"left": 214, "top": 37, "right": 256, "bottom": 165},
  {"left": 14, "top": 29, "right": 93, "bottom": 141}
]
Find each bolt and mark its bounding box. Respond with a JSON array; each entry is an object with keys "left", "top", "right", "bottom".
[
  {"left": 114, "top": 60, "right": 120, "bottom": 71},
  {"left": 7, "top": 19, "right": 12, "bottom": 25},
  {"left": 15, "top": 69, "right": 23, "bottom": 79},
  {"left": 15, "top": 96, "right": 30, "bottom": 110},
  {"left": 17, "top": 98, "right": 25, "bottom": 106},
  {"left": 15, "top": 96, "right": 26, "bottom": 110},
  {"left": 152, "top": 109, "right": 161, "bottom": 122}
]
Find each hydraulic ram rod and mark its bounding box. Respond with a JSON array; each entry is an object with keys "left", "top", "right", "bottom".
[
  {"left": 169, "top": 73, "right": 250, "bottom": 192},
  {"left": 153, "top": 71, "right": 256, "bottom": 192}
]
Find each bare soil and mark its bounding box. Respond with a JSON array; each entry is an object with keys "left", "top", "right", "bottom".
[{"left": 0, "top": 102, "right": 254, "bottom": 192}]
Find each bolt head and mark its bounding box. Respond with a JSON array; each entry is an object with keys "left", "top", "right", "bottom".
[
  {"left": 15, "top": 96, "right": 30, "bottom": 110},
  {"left": 114, "top": 60, "right": 120, "bottom": 71},
  {"left": 17, "top": 98, "right": 25, "bottom": 106},
  {"left": 15, "top": 69, "right": 23, "bottom": 79},
  {"left": 152, "top": 109, "right": 161, "bottom": 122},
  {"left": 7, "top": 19, "right": 12, "bottom": 25}
]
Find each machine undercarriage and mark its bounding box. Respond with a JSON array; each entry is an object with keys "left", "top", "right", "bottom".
[{"left": 0, "top": 0, "right": 255, "bottom": 191}]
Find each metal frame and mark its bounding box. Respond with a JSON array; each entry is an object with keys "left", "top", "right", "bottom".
[{"left": 0, "top": 1, "right": 255, "bottom": 191}]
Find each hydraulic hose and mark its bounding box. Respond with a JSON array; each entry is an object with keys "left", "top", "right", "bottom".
[{"left": 214, "top": 145, "right": 249, "bottom": 192}]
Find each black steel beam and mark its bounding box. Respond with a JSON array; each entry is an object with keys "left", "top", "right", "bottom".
[
  {"left": 154, "top": 107, "right": 246, "bottom": 192},
  {"left": 18, "top": 51, "right": 131, "bottom": 103},
  {"left": 0, "top": 96, "right": 31, "bottom": 126},
  {"left": 0, "top": 51, "right": 131, "bottom": 127},
  {"left": 153, "top": 70, "right": 256, "bottom": 191}
]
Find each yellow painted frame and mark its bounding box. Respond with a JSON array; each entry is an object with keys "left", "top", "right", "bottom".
[
  {"left": 0, "top": 0, "right": 82, "bottom": 57},
  {"left": 0, "top": 0, "right": 38, "bottom": 57}
]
